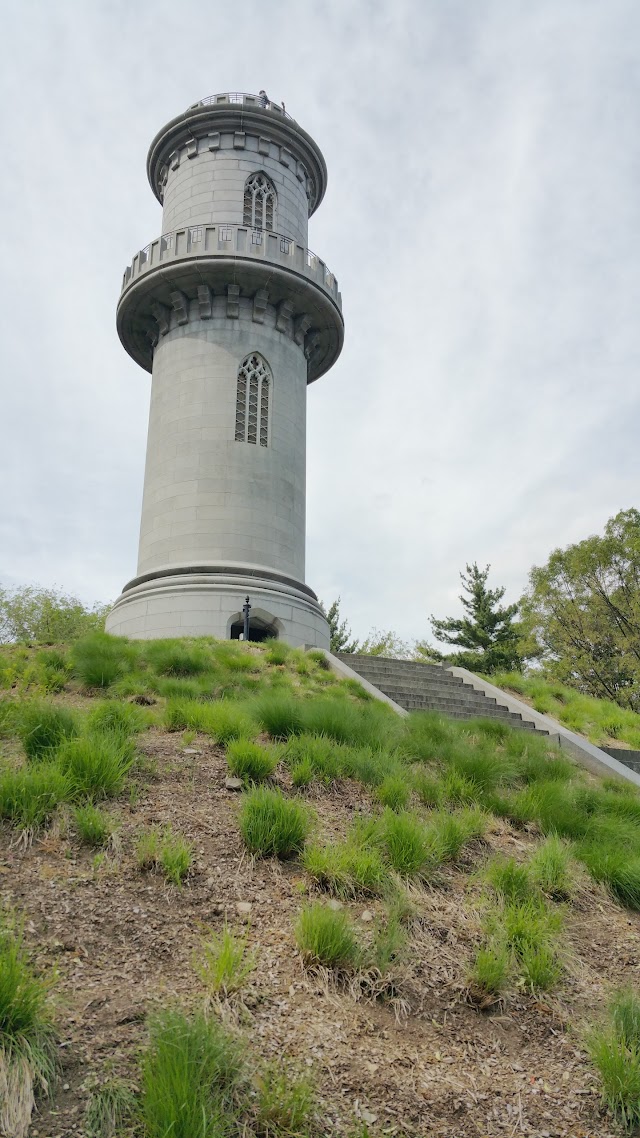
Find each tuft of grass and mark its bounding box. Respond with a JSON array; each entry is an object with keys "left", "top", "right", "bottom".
[
  {"left": 529, "top": 836, "right": 573, "bottom": 899},
  {"left": 136, "top": 828, "right": 161, "bottom": 871},
  {"left": 589, "top": 991, "right": 640, "bottom": 1130},
  {"left": 375, "top": 773, "right": 411, "bottom": 812},
  {"left": 226, "top": 740, "right": 278, "bottom": 784},
  {"left": 73, "top": 804, "right": 113, "bottom": 848},
  {"left": 57, "top": 734, "right": 134, "bottom": 800},
  {"left": 254, "top": 696, "right": 304, "bottom": 740},
  {"left": 380, "top": 811, "right": 432, "bottom": 878},
  {"left": 141, "top": 1008, "right": 241, "bottom": 1138},
  {"left": 239, "top": 788, "right": 311, "bottom": 859},
  {"left": 577, "top": 845, "right": 640, "bottom": 910},
  {"left": 136, "top": 827, "right": 192, "bottom": 884},
  {"left": 264, "top": 640, "right": 291, "bottom": 666},
  {"left": 302, "top": 839, "right": 386, "bottom": 898},
  {"left": 612, "top": 990, "right": 640, "bottom": 1049},
  {"left": 144, "top": 639, "right": 210, "bottom": 676},
  {"left": 194, "top": 924, "right": 256, "bottom": 999},
  {"left": 84, "top": 1077, "right": 137, "bottom": 1138},
  {"left": 203, "top": 701, "right": 255, "bottom": 744},
  {"left": 299, "top": 698, "right": 398, "bottom": 748},
  {"left": 18, "top": 701, "right": 78, "bottom": 762},
  {"left": 254, "top": 1061, "right": 315, "bottom": 1136},
  {"left": 470, "top": 943, "right": 510, "bottom": 996},
  {"left": 486, "top": 857, "right": 533, "bottom": 904},
  {"left": 0, "top": 763, "right": 69, "bottom": 829},
  {"left": 501, "top": 899, "right": 562, "bottom": 992},
  {"left": 72, "top": 632, "right": 138, "bottom": 688},
  {"left": 86, "top": 700, "right": 148, "bottom": 741},
  {"left": 295, "top": 903, "right": 360, "bottom": 970}
]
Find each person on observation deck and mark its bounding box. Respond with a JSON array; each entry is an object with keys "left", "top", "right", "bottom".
[{"left": 259, "top": 89, "right": 269, "bottom": 108}]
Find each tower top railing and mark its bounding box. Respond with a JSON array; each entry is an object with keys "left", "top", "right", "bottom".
[{"left": 189, "top": 92, "right": 295, "bottom": 121}]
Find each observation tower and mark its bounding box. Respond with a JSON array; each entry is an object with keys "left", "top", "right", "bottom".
[{"left": 106, "top": 92, "right": 343, "bottom": 646}]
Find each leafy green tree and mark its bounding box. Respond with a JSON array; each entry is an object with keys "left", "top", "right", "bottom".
[
  {"left": 430, "top": 563, "right": 522, "bottom": 674},
  {"left": 320, "top": 597, "right": 359, "bottom": 654},
  {"left": 520, "top": 508, "right": 640, "bottom": 709},
  {"left": 0, "top": 584, "right": 109, "bottom": 645}
]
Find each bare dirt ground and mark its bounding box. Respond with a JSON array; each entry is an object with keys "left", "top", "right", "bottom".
[{"left": 3, "top": 724, "right": 639, "bottom": 1137}]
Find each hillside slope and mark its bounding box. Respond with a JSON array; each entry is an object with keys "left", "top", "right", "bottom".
[{"left": 2, "top": 635, "right": 640, "bottom": 1137}]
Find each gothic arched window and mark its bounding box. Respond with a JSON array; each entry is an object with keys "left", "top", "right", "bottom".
[
  {"left": 243, "top": 172, "right": 277, "bottom": 231},
  {"left": 235, "top": 353, "right": 271, "bottom": 447}
]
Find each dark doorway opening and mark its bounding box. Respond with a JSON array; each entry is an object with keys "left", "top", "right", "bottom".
[{"left": 229, "top": 618, "right": 278, "bottom": 643}]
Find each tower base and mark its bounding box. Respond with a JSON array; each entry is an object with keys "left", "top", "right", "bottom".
[{"left": 105, "top": 569, "right": 330, "bottom": 649}]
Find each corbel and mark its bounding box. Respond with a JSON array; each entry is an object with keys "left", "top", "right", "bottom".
[
  {"left": 170, "top": 289, "right": 189, "bottom": 326},
  {"left": 252, "top": 288, "right": 269, "bottom": 324},
  {"left": 197, "top": 285, "right": 212, "bottom": 319},
  {"left": 151, "top": 301, "right": 171, "bottom": 336},
  {"left": 294, "top": 314, "right": 312, "bottom": 346},
  {"left": 226, "top": 284, "right": 240, "bottom": 319},
  {"left": 275, "top": 300, "right": 293, "bottom": 333}
]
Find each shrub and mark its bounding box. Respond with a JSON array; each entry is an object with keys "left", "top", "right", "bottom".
[
  {"left": 144, "top": 639, "right": 210, "bottom": 677},
  {"left": 239, "top": 788, "right": 310, "bottom": 859},
  {"left": 57, "top": 734, "right": 133, "bottom": 800},
  {"left": 303, "top": 840, "right": 386, "bottom": 898},
  {"left": 194, "top": 924, "right": 256, "bottom": 998},
  {"left": 18, "top": 702, "right": 78, "bottom": 762},
  {"left": 375, "top": 773, "right": 411, "bottom": 812},
  {"left": 73, "top": 804, "right": 112, "bottom": 848},
  {"left": 295, "top": 903, "right": 360, "bottom": 969},
  {"left": 0, "top": 763, "right": 69, "bottom": 829},
  {"left": 141, "top": 1009, "right": 241, "bottom": 1138},
  {"left": 226, "top": 740, "right": 278, "bottom": 784},
  {"left": 72, "top": 632, "right": 138, "bottom": 688}
]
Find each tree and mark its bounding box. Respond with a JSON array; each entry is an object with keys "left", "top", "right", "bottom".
[
  {"left": 520, "top": 508, "right": 640, "bottom": 709},
  {"left": 430, "top": 563, "right": 522, "bottom": 674},
  {"left": 320, "top": 597, "right": 359, "bottom": 654},
  {"left": 0, "top": 584, "right": 109, "bottom": 645}
]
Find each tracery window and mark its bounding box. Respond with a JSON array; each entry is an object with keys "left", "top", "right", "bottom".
[
  {"left": 243, "top": 172, "right": 277, "bottom": 231},
  {"left": 235, "top": 353, "right": 271, "bottom": 447}
]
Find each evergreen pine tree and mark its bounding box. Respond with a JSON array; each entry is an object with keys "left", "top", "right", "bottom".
[
  {"left": 430, "top": 563, "right": 522, "bottom": 673},
  {"left": 320, "top": 598, "right": 359, "bottom": 654}
]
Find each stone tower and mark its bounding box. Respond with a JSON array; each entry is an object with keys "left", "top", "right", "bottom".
[{"left": 106, "top": 92, "right": 343, "bottom": 647}]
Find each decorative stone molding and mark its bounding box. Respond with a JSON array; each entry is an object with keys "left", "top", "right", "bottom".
[
  {"left": 252, "top": 288, "right": 269, "bottom": 324},
  {"left": 151, "top": 301, "right": 170, "bottom": 336},
  {"left": 276, "top": 300, "right": 293, "bottom": 334},
  {"left": 207, "top": 132, "right": 220, "bottom": 151},
  {"left": 170, "top": 289, "right": 189, "bottom": 325},
  {"left": 169, "top": 150, "right": 180, "bottom": 170},
  {"left": 294, "top": 314, "right": 312, "bottom": 346},
  {"left": 226, "top": 284, "right": 240, "bottom": 319},
  {"left": 197, "top": 284, "right": 212, "bottom": 319},
  {"left": 233, "top": 132, "right": 246, "bottom": 149},
  {"left": 186, "top": 138, "right": 198, "bottom": 159},
  {"left": 258, "top": 136, "right": 270, "bottom": 156}
]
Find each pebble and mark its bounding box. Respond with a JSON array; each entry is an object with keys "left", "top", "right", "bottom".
[
  {"left": 360, "top": 910, "right": 374, "bottom": 922},
  {"left": 360, "top": 1110, "right": 378, "bottom": 1124},
  {"left": 327, "top": 899, "right": 343, "bottom": 911},
  {"left": 236, "top": 901, "right": 252, "bottom": 915},
  {"left": 183, "top": 748, "right": 200, "bottom": 755},
  {"left": 225, "top": 777, "right": 243, "bottom": 791}
]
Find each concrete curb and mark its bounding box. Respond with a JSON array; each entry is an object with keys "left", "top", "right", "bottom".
[
  {"left": 322, "top": 651, "right": 408, "bottom": 717},
  {"left": 447, "top": 666, "right": 640, "bottom": 788}
]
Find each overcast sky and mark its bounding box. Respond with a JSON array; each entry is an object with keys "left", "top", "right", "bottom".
[{"left": 1, "top": 0, "right": 638, "bottom": 643}]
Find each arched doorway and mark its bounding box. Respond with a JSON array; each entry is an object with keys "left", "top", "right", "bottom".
[{"left": 227, "top": 608, "right": 283, "bottom": 642}]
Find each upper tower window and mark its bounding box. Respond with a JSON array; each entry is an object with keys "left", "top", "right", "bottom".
[
  {"left": 243, "top": 173, "right": 277, "bottom": 231},
  {"left": 235, "top": 353, "right": 271, "bottom": 447}
]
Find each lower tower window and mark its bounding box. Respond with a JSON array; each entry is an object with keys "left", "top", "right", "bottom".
[{"left": 235, "top": 353, "right": 271, "bottom": 446}]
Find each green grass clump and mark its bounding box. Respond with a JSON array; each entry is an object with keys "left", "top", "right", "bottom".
[
  {"left": 194, "top": 924, "right": 256, "bottom": 998},
  {"left": 501, "top": 899, "right": 562, "bottom": 992},
  {"left": 303, "top": 839, "right": 386, "bottom": 898},
  {"left": 203, "top": 701, "right": 255, "bottom": 743},
  {"left": 295, "top": 903, "right": 360, "bottom": 969},
  {"left": 239, "top": 788, "right": 311, "bottom": 859},
  {"left": 86, "top": 700, "right": 148, "bottom": 741},
  {"left": 299, "top": 698, "right": 398, "bottom": 748},
  {"left": 164, "top": 698, "right": 206, "bottom": 732},
  {"left": 18, "top": 701, "right": 78, "bottom": 762},
  {"left": 254, "top": 1061, "right": 315, "bottom": 1136},
  {"left": 380, "top": 811, "right": 433, "bottom": 878},
  {"left": 0, "top": 763, "right": 69, "bottom": 829},
  {"left": 254, "top": 696, "right": 304, "bottom": 740},
  {"left": 264, "top": 639, "right": 291, "bottom": 666},
  {"left": 577, "top": 845, "right": 640, "bottom": 909},
  {"left": 73, "top": 804, "right": 113, "bottom": 847},
  {"left": 486, "top": 857, "right": 533, "bottom": 903},
  {"left": 57, "top": 734, "right": 133, "bottom": 800},
  {"left": 141, "top": 1009, "right": 241, "bottom": 1138},
  {"left": 529, "top": 836, "right": 573, "bottom": 899},
  {"left": 589, "top": 990, "right": 640, "bottom": 1129},
  {"left": 72, "top": 632, "right": 138, "bottom": 688},
  {"left": 226, "top": 740, "right": 278, "bottom": 784},
  {"left": 375, "top": 773, "right": 411, "bottom": 812},
  {"left": 144, "top": 638, "right": 211, "bottom": 676},
  {"left": 283, "top": 734, "right": 341, "bottom": 784},
  {"left": 84, "top": 1077, "right": 137, "bottom": 1138},
  {"left": 136, "top": 828, "right": 192, "bottom": 885},
  {"left": 470, "top": 943, "right": 510, "bottom": 996}
]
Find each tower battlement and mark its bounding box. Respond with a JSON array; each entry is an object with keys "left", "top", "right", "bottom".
[{"left": 106, "top": 93, "right": 342, "bottom": 646}]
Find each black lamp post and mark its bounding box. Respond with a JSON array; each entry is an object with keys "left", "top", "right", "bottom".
[{"left": 242, "top": 595, "right": 251, "bottom": 642}]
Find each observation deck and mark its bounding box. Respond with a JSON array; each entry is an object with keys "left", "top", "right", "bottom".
[{"left": 116, "top": 223, "right": 344, "bottom": 382}]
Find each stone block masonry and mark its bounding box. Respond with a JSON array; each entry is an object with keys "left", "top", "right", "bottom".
[{"left": 106, "top": 93, "right": 343, "bottom": 646}]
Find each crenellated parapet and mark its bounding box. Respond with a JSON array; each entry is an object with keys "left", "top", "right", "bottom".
[{"left": 117, "top": 222, "right": 343, "bottom": 382}]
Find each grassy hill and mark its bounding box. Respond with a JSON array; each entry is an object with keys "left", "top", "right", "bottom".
[
  {"left": 491, "top": 671, "right": 640, "bottom": 749},
  {"left": 2, "top": 634, "right": 640, "bottom": 1136}
]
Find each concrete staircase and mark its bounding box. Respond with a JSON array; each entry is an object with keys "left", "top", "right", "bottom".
[{"left": 337, "top": 654, "right": 545, "bottom": 734}]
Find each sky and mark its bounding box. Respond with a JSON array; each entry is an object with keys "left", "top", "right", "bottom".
[{"left": 1, "top": 0, "right": 639, "bottom": 645}]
